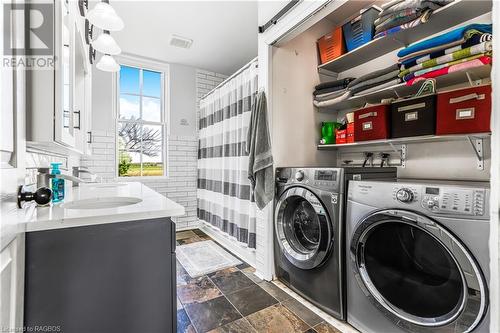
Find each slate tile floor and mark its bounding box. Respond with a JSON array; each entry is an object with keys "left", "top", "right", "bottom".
[{"left": 176, "top": 229, "right": 343, "bottom": 333}]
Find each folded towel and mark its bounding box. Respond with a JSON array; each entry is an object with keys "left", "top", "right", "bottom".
[
  {"left": 347, "top": 64, "right": 400, "bottom": 89},
  {"left": 314, "top": 77, "right": 355, "bottom": 91},
  {"left": 247, "top": 91, "right": 273, "bottom": 209},
  {"left": 400, "top": 30, "right": 492, "bottom": 67},
  {"left": 406, "top": 55, "right": 492, "bottom": 86},
  {"left": 375, "top": 10, "right": 422, "bottom": 34},
  {"left": 379, "top": 0, "right": 453, "bottom": 17},
  {"left": 380, "top": 0, "right": 406, "bottom": 10},
  {"left": 349, "top": 69, "right": 400, "bottom": 92},
  {"left": 397, "top": 23, "right": 492, "bottom": 58},
  {"left": 314, "top": 89, "right": 349, "bottom": 102},
  {"left": 375, "top": 8, "right": 420, "bottom": 26},
  {"left": 313, "top": 91, "right": 352, "bottom": 108},
  {"left": 353, "top": 79, "right": 401, "bottom": 96},
  {"left": 350, "top": 77, "right": 401, "bottom": 95},
  {"left": 403, "top": 53, "right": 487, "bottom": 82},
  {"left": 374, "top": 10, "right": 432, "bottom": 39},
  {"left": 399, "top": 41, "right": 492, "bottom": 77}
]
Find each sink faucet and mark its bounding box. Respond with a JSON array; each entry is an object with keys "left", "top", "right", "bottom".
[
  {"left": 37, "top": 167, "right": 97, "bottom": 188},
  {"left": 72, "top": 167, "right": 102, "bottom": 186}
]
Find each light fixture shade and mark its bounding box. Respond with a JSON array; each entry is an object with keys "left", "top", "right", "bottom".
[
  {"left": 87, "top": 2, "right": 124, "bottom": 31},
  {"left": 96, "top": 54, "right": 120, "bottom": 72},
  {"left": 92, "top": 32, "right": 121, "bottom": 55}
]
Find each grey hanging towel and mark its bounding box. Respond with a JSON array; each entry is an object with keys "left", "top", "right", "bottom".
[{"left": 247, "top": 91, "right": 273, "bottom": 210}]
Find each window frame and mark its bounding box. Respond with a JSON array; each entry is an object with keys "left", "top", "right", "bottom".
[{"left": 114, "top": 55, "right": 170, "bottom": 179}]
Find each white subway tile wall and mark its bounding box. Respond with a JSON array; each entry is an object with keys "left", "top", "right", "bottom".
[{"left": 80, "top": 69, "right": 227, "bottom": 230}]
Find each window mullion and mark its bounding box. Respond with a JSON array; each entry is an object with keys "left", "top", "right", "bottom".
[{"left": 139, "top": 69, "right": 144, "bottom": 177}]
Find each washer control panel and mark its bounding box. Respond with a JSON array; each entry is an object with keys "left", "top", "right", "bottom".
[
  {"left": 392, "top": 186, "right": 419, "bottom": 203},
  {"left": 391, "top": 185, "right": 486, "bottom": 216},
  {"left": 421, "top": 187, "right": 485, "bottom": 216}
]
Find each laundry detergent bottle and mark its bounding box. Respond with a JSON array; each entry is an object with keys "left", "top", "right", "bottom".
[{"left": 50, "top": 162, "right": 65, "bottom": 202}]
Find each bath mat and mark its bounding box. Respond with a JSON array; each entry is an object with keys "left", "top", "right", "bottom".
[{"left": 176, "top": 240, "right": 242, "bottom": 278}]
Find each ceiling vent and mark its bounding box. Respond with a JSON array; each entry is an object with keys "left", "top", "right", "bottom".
[{"left": 169, "top": 34, "right": 193, "bottom": 49}]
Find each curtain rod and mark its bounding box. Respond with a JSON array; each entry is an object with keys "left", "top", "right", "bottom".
[{"left": 201, "top": 56, "right": 258, "bottom": 101}]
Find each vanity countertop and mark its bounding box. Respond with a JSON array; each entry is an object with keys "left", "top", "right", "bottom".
[{"left": 5, "top": 182, "right": 185, "bottom": 233}]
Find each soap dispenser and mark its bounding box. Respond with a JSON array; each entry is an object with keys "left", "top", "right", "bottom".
[{"left": 50, "top": 162, "right": 65, "bottom": 202}]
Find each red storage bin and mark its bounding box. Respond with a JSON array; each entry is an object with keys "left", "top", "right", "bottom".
[
  {"left": 335, "top": 123, "right": 354, "bottom": 144},
  {"left": 436, "top": 84, "right": 491, "bottom": 135},
  {"left": 335, "top": 128, "right": 347, "bottom": 144},
  {"left": 346, "top": 123, "right": 355, "bottom": 143},
  {"left": 354, "top": 104, "right": 391, "bottom": 141},
  {"left": 317, "top": 27, "right": 345, "bottom": 64}
]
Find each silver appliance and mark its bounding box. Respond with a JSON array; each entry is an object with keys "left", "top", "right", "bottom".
[
  {"left": 346, "top": 180, "right": 490, "bottom": 333},
  {"left": 274, "top": 167, "right": 396, "bottom": 320}
]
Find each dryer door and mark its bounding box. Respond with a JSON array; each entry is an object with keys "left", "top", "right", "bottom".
[
  {"left": 275, "top": 186, "right": 334, "bottom": 270},
  {"left": 351, "top": 209, "right": 487, "bottom": 333}
]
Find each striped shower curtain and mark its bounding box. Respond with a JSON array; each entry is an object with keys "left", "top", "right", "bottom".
[{"left": 197, "top": 60, "right": 258, "bottom": 249}]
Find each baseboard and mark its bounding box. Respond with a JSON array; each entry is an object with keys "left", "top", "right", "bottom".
[{"left": 199, "top": 222, "right": 257, "bottom": 268}]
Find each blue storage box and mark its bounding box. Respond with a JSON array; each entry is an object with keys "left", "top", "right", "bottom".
[{"left": 342, "top": 6, "right": 381, "bottom": 52}]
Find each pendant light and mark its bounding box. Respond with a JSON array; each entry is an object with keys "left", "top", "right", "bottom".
[
  {"left": 96, "top": 54, "right": 120, "bottom": 72},
  {"left": 87, "top": 1, "right": 124, "bottom": 31},
  {"left": 92, "top": 31, "right": 121, "bottom": 55}
]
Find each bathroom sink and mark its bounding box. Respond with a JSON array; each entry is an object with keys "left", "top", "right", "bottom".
[
  {"left": 62, "top": 197, "right": 142, "bottom": 210},
  {"left": 83, "top": 183, "right": 128, "bottom": 188}
]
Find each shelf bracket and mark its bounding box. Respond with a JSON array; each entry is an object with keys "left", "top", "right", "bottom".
[
  {"left": 401, "top": 144, "right": 407, "bottom": 168},
  {"left": 466, "top": 71, "right": 482, "bottom": 87},
  {"left": 467, "top": 136, "right": 484, "bottom": 170},
  {"left": 388, "top": 143, "right": 406, "bottom": 168}
]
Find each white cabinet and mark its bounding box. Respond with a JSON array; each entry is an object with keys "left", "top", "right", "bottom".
[
  {"left": 0, "top": 237, "right": 24, "bottom": 331},
  {"left": 28, "top": 0, "right": 92, "bottom": 155}
]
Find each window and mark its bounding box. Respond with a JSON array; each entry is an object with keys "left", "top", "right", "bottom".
[{"left": 117, "top": 65, "right": 166, "bottom": 177}]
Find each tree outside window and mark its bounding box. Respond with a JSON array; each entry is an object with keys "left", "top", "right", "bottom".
[{"left": 117, "top": 65, "right": 165, "bottom": 177}]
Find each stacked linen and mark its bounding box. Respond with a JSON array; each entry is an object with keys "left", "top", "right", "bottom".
[
  {"left": 397, "top": 24, "right": 493, "bottom": 86},
  {"left": 313, "top": 78, "right": 355, "bottom": 107},
  {"left": 373, "top": 0, "right": 454, "bottom": 39},
  {"left": 347, "top": 64, "right": 401, "bottom": 96}
]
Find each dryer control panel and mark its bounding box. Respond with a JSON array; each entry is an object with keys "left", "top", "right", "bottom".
[{"left": 421, "top": 187, "right": 485, "bottom": 216}]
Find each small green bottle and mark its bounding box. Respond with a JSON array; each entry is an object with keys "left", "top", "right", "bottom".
[{"left": 50, "top": 163, "right": 65, "bottom": 202}]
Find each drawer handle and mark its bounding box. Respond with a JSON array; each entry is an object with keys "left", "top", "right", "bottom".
[
  {"left": 449, "top": 93, "right": 485, "bottom": 104},
  {"left": 362, "top": 121, "right": 373, "bottom": 131},
  {"left": 405, "top": 112, "right": 418, "bottom": 122},
  {"left": 456, "top": 108, "right": 475, "bottom": 120},
  {"left": 398, "top": 102, "right": 426, "bottom": 112},
  {"left": 358, "top": 112, "right": 377, "bottom": 119}
]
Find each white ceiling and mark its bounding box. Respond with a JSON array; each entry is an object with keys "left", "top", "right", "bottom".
[{"left": 110, "top": 1, "right": 258, "bottom": 75}]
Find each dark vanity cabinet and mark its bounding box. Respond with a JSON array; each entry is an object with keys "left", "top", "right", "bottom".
[{"left": 24, "top": 218, "right": 177, "bottom": 333}]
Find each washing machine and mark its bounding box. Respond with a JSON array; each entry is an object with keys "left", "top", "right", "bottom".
[
  {"left": 274, "top": 167, "right": 396, "bottom": 320},
  {"left": 346, "top": 179, "right": 490, "bottom": 333}
]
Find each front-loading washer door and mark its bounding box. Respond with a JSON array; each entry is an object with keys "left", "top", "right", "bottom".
[
  {"left": 351, "top": 209, "right": 488, "bottom": 333},
  {"left": 275, "top": 186, "right": 333, "bottom": 270}
]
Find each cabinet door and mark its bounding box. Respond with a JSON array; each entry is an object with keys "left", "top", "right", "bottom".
[
  {"left": 54, "top": 0, "right": 76, "bottom": 147},
  {"left": 73, "top": 21, "right": 90, "bottom": 154},
  {"left": 1, "top": 238, "right": 22, "bottom": 331}
]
